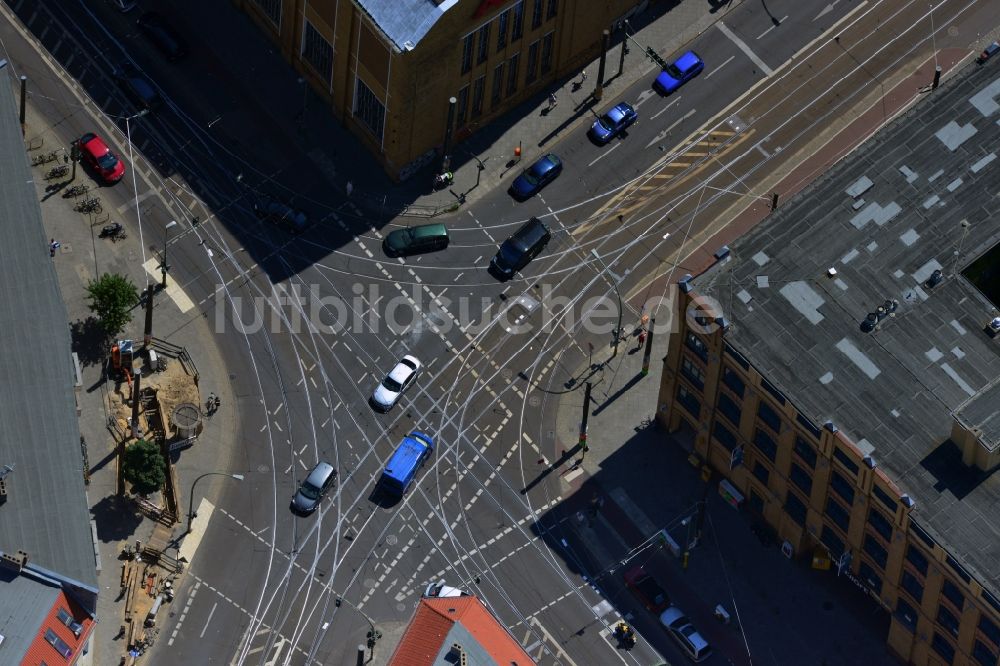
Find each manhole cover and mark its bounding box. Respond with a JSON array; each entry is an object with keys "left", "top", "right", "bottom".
[
  {"left": 386, "top": 534, "right": 398, "bottom": 546},
  {"left": 257, "top": 464, "right": 270, "bottom": 473},
  {"left": 363, "top": 578, "right": 377, "bottom": 590},
  {"left": 397, "top": 603, "right": 407, "bottom": 612},
  {"left": 948, "top": 25, "right": 959, "bottom": 37},
  {"left": 501, "top": 369, "right": 513, "bottom": 380},
  {"left": 529, "top": 395, "right": 542, "bottom": 407}
]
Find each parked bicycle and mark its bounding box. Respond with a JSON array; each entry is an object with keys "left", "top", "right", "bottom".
[
  {"left": 75, "top": 197, "right": 102, "bottom": 214},
  {"left": 63, "top": 184, "right": 90, "bottom": 198},
  {"left": 45, "top": 164, "right": 69, "bottom": 180},
  {"left": 30, "top": 150, "right": 60, "bottom": 166}
]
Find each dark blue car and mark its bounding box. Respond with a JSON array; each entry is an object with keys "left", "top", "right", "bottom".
[
  {"left": 654, "top": 50, "right": 704, "bottom": 94},
  {"left": 590, "top": 102, "right": 638, "bottom": 144},
  {"left": 509, "top": 153, "right": 563, "bottom": 200}
]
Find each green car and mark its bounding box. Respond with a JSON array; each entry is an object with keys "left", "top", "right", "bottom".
[{"left": 383, "top": 223, "right": 449, "bottom": 257}]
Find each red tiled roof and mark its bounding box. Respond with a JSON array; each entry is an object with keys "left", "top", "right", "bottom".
[
  {"left": 388, "top": 596, "right": 533, "bottom": 665},
  {"left": 20, "top": 589, "right": 95, "bottom": 666}
]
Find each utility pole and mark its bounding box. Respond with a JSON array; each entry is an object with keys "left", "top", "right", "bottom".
[
  {"left": 641, "top": 317, "right": 655, "bottom": 375},
  {"left": 579, "top": 382, "right": 591, "bottom": 458},
  {"left": 143, "top": 285, "right": 154, "bottom": 347},
  {"left": 160, "top": 220, "right": 178, "bottom": 288},
  {"left": 617, "top": 21, "right": 631, "bottom": 77},
  {"left": 130, "top": 368, "right": 142, "bottom": 439},
  {"left": 69, "top": 144, "right": 79, "bottom": 181},
  {"left": 595, "top": 29, "right": 610, "bottom": 101},
  {"left": 19, "top": 75, "right": 26, "bottom": 136},
  {"left": 440, "top": 96, "right": 457, "bottom": 177}
]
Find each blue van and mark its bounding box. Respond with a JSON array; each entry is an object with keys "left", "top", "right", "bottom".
[{"left": 381, "top": 432, "right": 434, "bottom": 497}]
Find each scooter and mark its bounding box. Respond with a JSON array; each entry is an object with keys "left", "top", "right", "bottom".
[{"left": 100, "top": 222, "right": 127, "bottom": 241}]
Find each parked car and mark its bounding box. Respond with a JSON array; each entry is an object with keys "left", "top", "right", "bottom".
[
  {"left": 623, "top": 565, "right": 670, "bottom": 613},
  {"left": 509, "top": 153, "right": 562, "bottom": 200},
  {"left": 589, "top": 102, "right": 638, "bottom": 144},
  {"left": 76, "top": 132, "right": 125, "bottom": 183},
  {"left": 659, "top": 607, "right": 712, "bottom": 662},
  {"left": 424, "top": 581, "right": 471, "bottom": 598},
  {"left": 290, "top": 461, "right": 337, "bottom": 515},
  {"left": 137, "top": 12, "right": 188, "bottom": 61},
  {"left": 383, "top": 223, "right": 449, "bottom": 257},
  {"left": 654, "top": 50, "right": 704, "bottom": 94},
  {"left": 371, "top": 355, "right": 421, "bottom": 412},
  {"left": 253, "top": 199, "right": 308, "bottom": 234},
  {"left": 489, "top": 217, "right": 551, "bottom": 280},
  {"left": 114, "top": 63, "right": 162, "bottom": 111}
]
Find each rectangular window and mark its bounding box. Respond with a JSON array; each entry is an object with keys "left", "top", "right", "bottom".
[
  {"left": 714, "top": 422, "right": 737, "bottom": 451},
  {"left": 752, "top": 428, "right": 777, "bottom": 462},
  {"left": 253, "top": 0, "right": 281, "bottom": 26},
  {"left": 825, "top": 497, "right": 851, "bottom": 532},
  {"left": 931, "top": 632, "right": 956, "bottom": 663},
  {"left": 761, "top": 378, "right": 786, "bottom": 405},
  {"left": 461, "top": 33, "right": 475, "bottom": 74},
  {"left": 748, "top": 490, "right": 764, "bottom": 514},
  {"left": 858, "top": 561, "right": 882, "bottom": 595},
  {"left": 725, "top": 343, "right": 750, "bottom": 369},
  {"left": 896, "top": 598, "right": 918, "bottom": 632},
  {"left": 525, "top": 40, "right": 540, "bottom": 83},
  {"left": 941, "top": 579, "right": 965, "bottom": 610},
  {"left": 973, "top": 640, "right": 998, "bottom": 666},
  {"left": 872, "top": 484, "right": 898, "bottom": 513},
  {"left": 540, "top": 31, "right": 554, "bottom": 75},
  {"left": 790, "top": 463, "right": 812, "bottom": 496},
  {"left": 681, "top": 357, "right": 705, "bottom": 390},
  {"left": 506, "top": 54, "right": 520, "bottom": 96},
  {"left": 44, "top": 628, "right": 73, "bottom": 658},
  {"left": 938, "top": 605, "right": 960, "bottom": 637},
  {"left": 531, "top": 0, "right": 543, "bottom": 29},
  {"left": 685, "top": 332, "right": 708, "bottom": 362},
  {"left": 863, "top": 533, "right": 888, "bottom": 569},
  {"left": 677, "top": 385, "right": 701, "bottom": 418},
  {"left": 796, "top": 413, "right": 822, "bottom": 439},
  {"left": 900, "top": 570, "right": 925, "bottom": 603},
  {"left": 753, "top": 461, "right": 770, "bottom": 486},
  {"left": 946, "top": 555, "right": 972, "bottom": 584},
  {"left": 477, "top": 23, "right": 491, "bottom": 65},
  {"left": 491, "top": 63, "right": 505, "bottom": 107},
  {"left": 496, "top": 10, "right": 509, "bottom": 52},
  {"left": 757, "top": 400, "right": 781, "bottom": 432},
  {"left": 56, "top": 608, "right": 82, "bottom": 637},
  {"left": 821, "top": 525, "right": 845, "bottom": 560},
  {"left": 717, "top": 391, "right": 741, "bottom": 427},
  {"left": 511, "top": 0, "right": 525, "bottom": 41},
  {"left": 793, "top": 437, "right": 817, "bottom": 469},
  {"left": 829, "top": 470, "right": 855, "bottom": 505},
  {"left": 867, "top": 509, "right": 893, "bottom": 541},
  {"left": 303, "top": 21, "right": 334, "bottom": 82},
  {"left": 471, "top": 74, "right": 486, "bottom": 118},
  {"left": 547, "top": 0, "right": 558, "bottom": 20},
  {"left": 785, "top": 491, "right": 807, "bottom": 526},
  {"left": 455, "top": 85, "right": 469, "bottom": 126},
  {"left": 833, "top": 447, "right": 860, "bottom": 475},
  {"left": 722, "top": 366, "right": 745, "bottom": 397},
  {"left": 353, "top": 79, "right": 385, "bottom": 141},
  {"left": 979, "top": 615, "right": 1000, "bottom": 646}
]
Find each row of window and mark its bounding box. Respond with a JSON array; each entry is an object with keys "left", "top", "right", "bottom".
[
  {"left": 455, "top": 33, "right": 554, "bottom": 126},
  {"left": 460, "top": 0, "right": 558, "bottom": 74}
]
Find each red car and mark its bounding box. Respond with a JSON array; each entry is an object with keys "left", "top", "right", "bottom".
[
  {"left": 624, "top": 565, "right": 670, "bottom": 613},
  {"left": 77, "top": 132, "right": 125, "bottom": 183}
]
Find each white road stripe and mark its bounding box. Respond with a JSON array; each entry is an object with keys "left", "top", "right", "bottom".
[
  {"left": 704, "top": 55, "right": 735, "bottom": 79},
  {"left": 717, "top": 21, "right": 774, "bottom": 76},
  {"left": 756, "top": 16, "right": 788, "bottom": 40}
]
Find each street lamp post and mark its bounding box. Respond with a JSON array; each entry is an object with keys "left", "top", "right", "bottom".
[
  {"left": 161, "top": 220, "right": 178, "bottom": 288},
  {"left": 187, "top": 472, "right": 244, "bottom": 535},
  {"left": 336, "top": 596, "right": 381, "bottom": 661},
  {"left": 590, "top": 249, "right": 624, "bottom": 358}
]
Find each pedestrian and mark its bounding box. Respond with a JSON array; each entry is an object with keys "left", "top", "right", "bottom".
[
  {"left": 213, "top": 395, "right": 221, "bottom": 411},
  {"left": 206, "top": 392, "right": 216, "bottom": 415},
  {"left": 580, "top": 70, "right": 588, "bottom": 83},
  {"left": 548, "top": 92, "right": 558, "bottom": 109},
  {"left": 345, "top": 180, "right": 353, "bottom": 197},
  {"left": 49, "top": 238, "right": 60, "bottom": 257},
  {"left": 636, "top": 329, "right": 647, "bottom": 350}
]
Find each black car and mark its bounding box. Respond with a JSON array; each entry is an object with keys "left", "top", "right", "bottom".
[
  {"left": 383, "top": 223, "right": 449, "bottom": 257},
  {"left": 253, "top": 198, "right": 308, "bottom": 234},
  {"left": 114, "top": 63, "right": 162, "bottom": 110},
  {"left": 137, "top": 13, "right": 187, "bottom": 61},
  {"left": 489, "top": 217, "right": 551, "bottom": 280}
]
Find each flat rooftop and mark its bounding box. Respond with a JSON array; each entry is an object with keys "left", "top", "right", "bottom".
[
  {"left": 693, "top": 64, "right": 1000, "bottom": 594},
  {"left": 0, "top": 69, "right": 96, "bottom": 592}
]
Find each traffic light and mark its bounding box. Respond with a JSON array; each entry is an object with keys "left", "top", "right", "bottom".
[{"left": 645, "top": 46, "right": 667, "bottom": 69}]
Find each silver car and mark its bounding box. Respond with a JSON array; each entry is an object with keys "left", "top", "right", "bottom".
[
  {"left": 290, "top": 461, "right": 337, "bottom": 515},
  {"left": 370, "top": 355, "right": 421, "bottom": 412}
]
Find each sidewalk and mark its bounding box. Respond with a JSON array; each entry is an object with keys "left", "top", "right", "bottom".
[{"left": 174, "top": 0, "right": 744, "bottom": 216}]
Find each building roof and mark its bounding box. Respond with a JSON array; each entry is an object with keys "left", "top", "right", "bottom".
[
  {"left": 0, "top": 65, "right": 97, "bottom": 595},
  {"left": 356, "top": 0, "right": 460, "bottom": 53},
  {"left": 388, "top": 595, "right": 534, "bottom": 665},
  {"left": 691, "top": 64, "right": 1000, "bottom": 596}
]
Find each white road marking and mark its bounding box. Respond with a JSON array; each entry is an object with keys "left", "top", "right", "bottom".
[
  {"left": 704, "top": 55, "right": 735, "bottom": 78},
  {"left": 814, "top": 1, "right": 841, "bottom": 21},
  {"left": 632, "top": 88, "right": 657, "bottom": 109},
  {"left": 199, "top": 601, "right": 217, "bottom": 638},
  {"left": 645, "top": 108, "right": 696, "bottom": 149},
  {"left": 649, "top": 96, "right": 680, "bottom": 121},
  {"left": 717, "top": 21, "right": 774, "bottom": 76},
  {"left": 587, "top": 142, "right": 622, "bottom": 167},
  {"left": 143, "top": 258, "right": 195, "bottom": 312},
  {"left": 116, "top": 188, "right": 158, "bottom": 214},
  {"left": 178, "top": 499, "right": 215, "bottom": 563},
  {"left": 757, "top": 16, "right": 788, "bottom": 40}
]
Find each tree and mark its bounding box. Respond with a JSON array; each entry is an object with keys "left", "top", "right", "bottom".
[
  {"left": 85, "top": 272, "right": 138, "bottom": 338},
  {"left": 122, "top": 439, "right": 166, "bottom": 496}
]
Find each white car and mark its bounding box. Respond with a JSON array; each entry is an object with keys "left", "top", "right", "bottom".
[
  {"left": 659, "top": 607, "right": 712, "bottom": 662},
  {"left": 423, "top": 581, "right": 470, "bottom": 598},
  {"left": 371, "top": 355, "right": 421, "bottom": 412}
]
